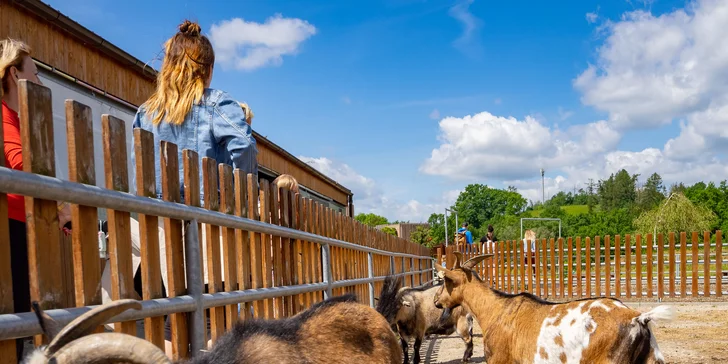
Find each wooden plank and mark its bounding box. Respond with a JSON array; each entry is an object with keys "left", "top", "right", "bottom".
[
  {"left": 159, "top": 141, "right": 189, "bottom": 359},
  {"left": 259, "top": 179, "right": 274, "bottom": 316},
  {"left": 65, "top": 100, "right": 101, "bottom": 310},
  {"left": 495, "top": 241, "right": 501, "bottom": 290},
  {"left": 505, "top": 240, "right": 511, "bottom": 293},
  {"left": 657, "top": 233, "right": 665, "bottom": 299},
  {"left": 716, "top": 231, "right": 723, "bottom": 298},
  {"left": 541, "top": 239, "right": 548, "bottom": 297},
  {"left": 233, "top": 170, "right": 252, "bottom": 319},
  {"left": 102, "top": 115, "right": 136, "bottom": 335},
  {"left": 615, "top": 236, "right": 621, "bottom": 298},
  {"left": 576, "top": 237, "right": 582, "bottom": 298},
  {"left": 520, "top": 240, "right": 526, "bottom": 292},
  {"left": 668, "top": 232, "right": 676, "bottom": 298},
  {"left": 245, "top": 173, "right": 264, "bottom": 317},
  {"left": 646, "top": 234, "right": 654, "bottom": 298},
  {"left": 133, "top": 128, "right": 164, "bottom": 350},
  {"left": 280, "top": 188, "right": 293, "bottom": 316},
  {"left": 703, "top": 232, "right": 710, "bottom": 297},
  {"left": 301, "top": 199, "right": 312, "bottom": 307},
  {"left": 219, "top": 164, "right": 238, "bottom": 327},
  {"left": 0, "top": 96, "right": 16, "bottom": 363},
  {"left": 567, "top": 237, "right": 573, "bottom": 297},
  {"left": 680, "top": 232, "right": 687, "bottom": 297},
  {"left": 625, "top": 235, "right": 632, "bottom": 298},
  {"left": 594, "top": 236, "right": 601, "bottom": 297},
  {"left": 558, "top": 237, "right": 564, "bottom": 298},
  {"left": 585, "top": 237, "right": 591, "bottom": 297},
  {"left": 201, "top": 157, "right": 224, "bottom": 342},
  {"left": 636, "top": 234, "right": 643, "bottom": 298},
  {"left": 182, "top": 150, "right": 205, "bottom": 344},
  {"left": 292, "top": 192, "right": 303, "bottom": 313},
  {"left": 550, "top": 238, "right": 556, "bottom": 297},
  {"left": 269, "top": 184, "right": 283, "bottom": 318},
  {"left": 691, "top": 232, "right": 699, "bottom": 297},
  {"left": 19, "top": 81, "right": 67, "bottom": 347},
  {"left": 605, "top": 236, "right": 611, "bottom": 297},
  {"left": 499, "top": 241, "right": 505, "bottom": 290},
  {"left": 526, "top": 239, "right": 533, "bottom": 294}
]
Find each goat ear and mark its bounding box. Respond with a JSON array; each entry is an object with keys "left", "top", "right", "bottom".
[
  {"left": 462, "top": 254, "right": 494, "bottom": 271},
  {"left": 434, "top": 263, "right": 457, "bottom": 281}
]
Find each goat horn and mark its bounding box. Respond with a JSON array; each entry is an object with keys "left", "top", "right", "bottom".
[
  {"left": 452, "top": 252, "right": 463, "bottom": 268},
  {"left": 45, "top": 299, "right": 142, "bottom": 356},
  {"left": 31, "top": 301, "right": 61, "bottom": 342},
  {"left": 462, "top": 254, "right": 494, "bottom": 271},
  {"left": 49, "top": 332, "right": 171, "bottom": 364}
]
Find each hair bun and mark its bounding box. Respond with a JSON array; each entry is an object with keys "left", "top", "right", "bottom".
[{"left": 179, "top": 20, "right": 201, "bottom": 37}]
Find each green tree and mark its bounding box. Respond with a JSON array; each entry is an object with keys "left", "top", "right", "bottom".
[
  {"left": 633, "top": 193, "right": 717, "bottom": 236},
  {"left": 453, "top": 184, "right": 527, "bottom": 229},
  {"left": 355, "top": 213, "right": 389, "bottom": 227},
  {"left": 636, "top": 173, "right": 666, "bottom": 211},
  {"left": 598, "top": 169, "right": 638, "bottom": 210},
  {"left": 381, "top": 227, "right": 398, "bottom": 236},
  {"left": 410, "top": 225, "right": 435, "bottom": 247}
]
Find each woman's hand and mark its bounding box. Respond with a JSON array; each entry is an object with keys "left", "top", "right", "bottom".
[{"left": 58, "top": 201, "right": 72, "bottom": 229}]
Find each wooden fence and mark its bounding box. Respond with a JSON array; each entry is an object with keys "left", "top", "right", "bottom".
[
  {"left": 437, "top": 232, "right": 726, "bottom": 300},
  {"left": 0, "top": 80, "right": 432, "bottom": 362}
]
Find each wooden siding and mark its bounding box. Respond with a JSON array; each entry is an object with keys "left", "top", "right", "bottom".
[
  {"left": 257, "top": 140, "right": 349, "bottom": 206},
  {"left": 0, "top": 1, "right": 155, "bottom": 107}
]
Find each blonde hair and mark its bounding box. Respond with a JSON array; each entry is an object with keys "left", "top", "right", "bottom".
[
  {"left": 0, "top": 38, "right": 32, "bottom": 99},
  {"left": 145, "top": 20, "right": 215, "bottom": 125},
  {"left": 239, "top": 102, "right": 254, "bottom": 125},
  {"left": 524, "top": 229, "right": 536, "bottom": 241},
  {"left": 273, "top": 174, "right": 299, "bottom": 193}
]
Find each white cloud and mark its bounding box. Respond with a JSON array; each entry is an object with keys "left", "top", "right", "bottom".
[
  {"left": 574, "top": 0, "right": 728, "bottom": 129},
  {"left": 557, "top": 106, "right": 574, "bottom": 121},
  {"left": 429, "top": 109, "right": 441, "bottom": 120},
  {"left": 209, "top": 14, "right": 317, "bottom": 71},
  {"left": 448, "top": 0, "right": 483, "bottom": 57},
  {"left": 420, "top": 111, "right": 621, "bottom": 180},
  {"left": 298, "top": 156, "right": 458, "bottom": 222},
  {"left": 586, "top": 12, "right": 599, "bottom": 24}
]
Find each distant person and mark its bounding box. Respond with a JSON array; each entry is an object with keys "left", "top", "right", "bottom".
[
  {"left": 480, "top": 224, "right": 497, "bottom": 252},
  {"left": 273, "top": 173, "right": 300, "bottom": 194},
  {"left": 523, "top": 229, "right": 537, "bottom": 275},
  {"left": 456, "top": 222, "right": 473, "bottom": 245}
]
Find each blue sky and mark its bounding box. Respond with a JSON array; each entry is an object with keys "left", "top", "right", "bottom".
[{"left": 45, "top": 0, "right": 728, "bottom": 222}]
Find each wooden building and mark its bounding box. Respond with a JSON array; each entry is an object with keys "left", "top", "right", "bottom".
[
  {"left": 0, "top": 0, "right": 354, "bottom": 215},
  {"left": 376, "top": 223, "right": 430, "bottom": 241}
]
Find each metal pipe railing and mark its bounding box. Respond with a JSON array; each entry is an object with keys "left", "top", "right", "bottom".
[{"left": 0, "top": 166, "right": 435, "bottom": 356}]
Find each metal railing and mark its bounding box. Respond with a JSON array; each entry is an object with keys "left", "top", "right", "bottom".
[{"left": 0, "top": 166, "right": 435, "bottom": 354}]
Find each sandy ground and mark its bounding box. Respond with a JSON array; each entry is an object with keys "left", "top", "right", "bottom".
[{"left": 408, "top": 301, "right": 728, "bottom": 364}]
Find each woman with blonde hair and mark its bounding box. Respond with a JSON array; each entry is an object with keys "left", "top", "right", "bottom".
[
  {"left": 100, "top": 19, "right": 258, "bottom": 357},
  {"left": 273, "top": 173, "right": 299, "bottom": 194},
  {"left": 2, "top": 37, "right": 72, "bottom": 360}
]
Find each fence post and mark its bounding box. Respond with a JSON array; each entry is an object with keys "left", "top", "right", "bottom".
[
  {"left": 322, "top": 243, "right": 333, "bottom": 299},
  {"left": 410, "top": 257, "right": 415, "bottom": 287},
  {"left": 184, "top": 219, "right": 205, "bottom": 356},
  {"left": 368, "top": 252, "right": 375, "bottom": 307},
  {"left": 390, "top": 256, "right": 396, "bottom": 275}
]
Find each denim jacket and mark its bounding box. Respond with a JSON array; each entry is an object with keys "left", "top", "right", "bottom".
[{"left": 131, "top": 88, "right": 258, "bottom": 203}]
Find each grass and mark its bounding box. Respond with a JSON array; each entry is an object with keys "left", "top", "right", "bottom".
[{"left": 529, "top": 204, "right": 590, "bottom": 217}]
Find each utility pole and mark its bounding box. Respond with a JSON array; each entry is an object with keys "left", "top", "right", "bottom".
[{"left": 540, "top": 168, "right": 545, "bottom": 204}]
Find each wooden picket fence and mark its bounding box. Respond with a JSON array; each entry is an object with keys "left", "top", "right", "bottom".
[
  {"left": 437, "top": 232, "right": 726, "bottom": 300},
  {"left": 0, "top": 80, "right": 432, "bottom": 362}
]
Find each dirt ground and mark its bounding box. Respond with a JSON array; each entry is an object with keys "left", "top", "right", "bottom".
[{"left": 409, "top": 301, "right": 728, "bottom": 364}]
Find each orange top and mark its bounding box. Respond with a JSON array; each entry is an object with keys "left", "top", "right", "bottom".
[{"left": 2, "top": 100, "right": 25, "bottom": 222}]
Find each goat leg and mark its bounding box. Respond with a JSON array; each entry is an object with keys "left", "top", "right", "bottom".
[
  {"left": 412, "top": 338, "right": 422, "bottom": 364},
  {"left": 462, "top": 340, "right": 473, "bottom": 363},
  {"left": 401, "top": 337, "right": 409, "bottom": 364}
]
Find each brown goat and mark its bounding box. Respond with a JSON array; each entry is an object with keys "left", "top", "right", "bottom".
[
  {"left": 25, "top": 294, "right": 402, "bottom": 364},
  {"left": 433, "top": 252, "right": 673, "bottom": 364}
]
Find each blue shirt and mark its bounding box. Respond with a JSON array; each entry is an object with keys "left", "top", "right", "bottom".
[
  {"left": 131, "top": 88, "right": 258, "bottom": 202},
  {"left": 457, "top": 227, "right": 474, "bottom": 244}
]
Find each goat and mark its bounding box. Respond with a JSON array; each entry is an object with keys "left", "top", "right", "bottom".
[
  {"left": 25, "top": 294, "right": 402, "bottom": 364},
  {"left": 433, "top": 252, "right": 674, "bottom": 364},
  {"left": 376, "top": 275, "right": 474, "bottom": 364}
]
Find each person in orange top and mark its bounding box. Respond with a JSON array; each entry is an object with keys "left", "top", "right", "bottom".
[{"left": 1, "top": 38, "right": 71, "bottom": 360}]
